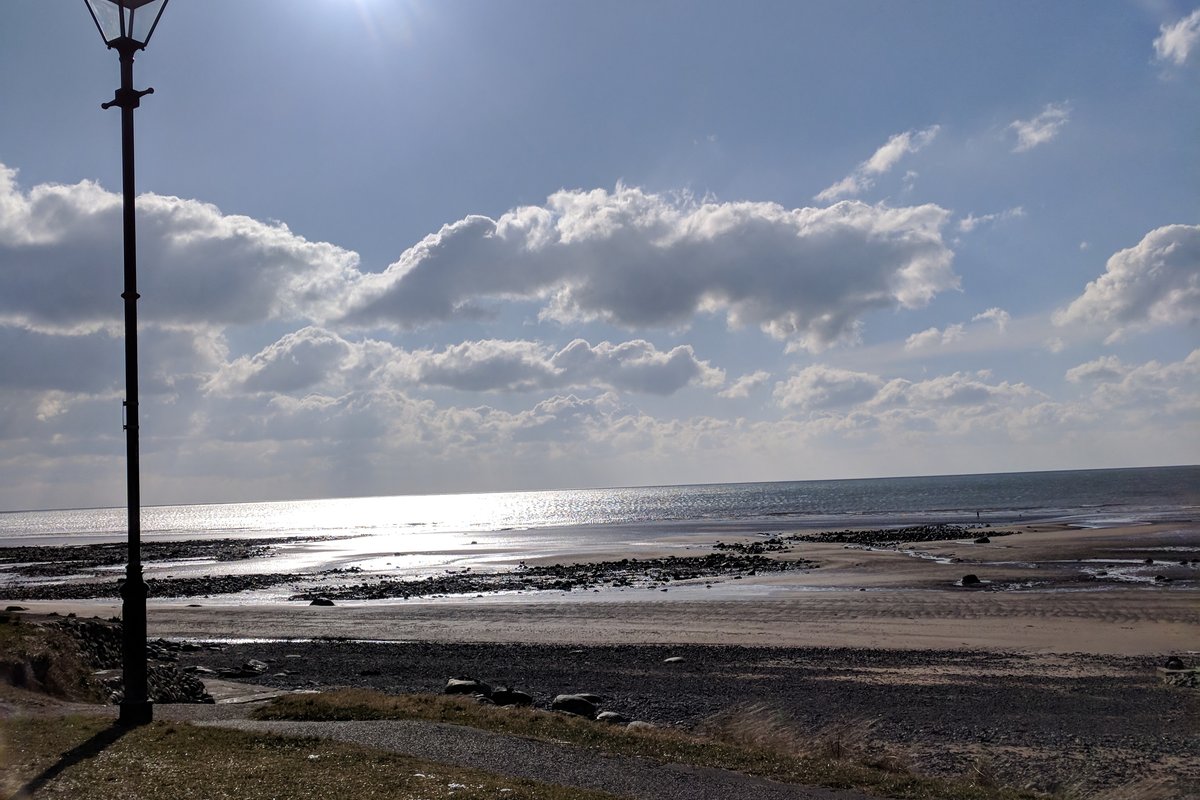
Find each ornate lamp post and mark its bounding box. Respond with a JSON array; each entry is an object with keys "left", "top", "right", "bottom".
[{"left": 83, "top": 0, "right": 171, "bottom": 727}]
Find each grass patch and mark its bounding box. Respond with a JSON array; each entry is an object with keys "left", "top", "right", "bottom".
[
  {"left": 0, "top": 715, "right": 621, "bottom": 800},
  {"left": 256, "top": 689, "right": 1045, "bottom": 800}
]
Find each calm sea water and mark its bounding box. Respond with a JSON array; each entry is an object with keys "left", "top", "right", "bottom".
[{"left": 1, "top": 466, "right": 1196, "bottom": 547}]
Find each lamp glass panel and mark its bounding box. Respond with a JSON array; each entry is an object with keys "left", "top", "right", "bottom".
[
  {"left": 127, "top": 0, "right": 168, "bottom": 45},
  {"left": 84, "top": 0, "right": 124, "bottom": 43},
  {"left": 84, "top": 0, "right": 168, "bottom": 46}
]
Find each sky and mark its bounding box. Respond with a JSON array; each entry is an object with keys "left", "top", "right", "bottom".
[{"left": 0, "top": 0, "right": 1197, "bottom": 511}]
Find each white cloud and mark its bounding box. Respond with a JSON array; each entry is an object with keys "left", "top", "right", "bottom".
[
  {"left": 719, "top": 370, "right": 771, "bottom": 399},
  {"left": 904, "top": 323, "right": 965, "bottom": 351},
  {"left": 1009, "top": 103, "right": 1070, "bottom": 152},
  {"left": 958, "top": 207, "right": 1025, "bottom": 233},
  {"left": 773, "top": 366, "right": 885, "bottom": 410},
  {"left": 1053, "top": 224, "right": 1200, "bottom": 340},
  {"left": 1065, "top": 355, "right": 1127, "bottom": 384},
  {"left": 871, "top": 371, "right": 1040, "bottom": 410},
  {"left": 971, "top": 307, "right": 1011, "bottom": 332},
  {"left": 340, "top": 185, "right": 958, "bottom": 352},
  {"left": 211, "top": 329, "right": 723, "bottom": 397},
  {"left": 0, "top": 165, "right": 360, "bottom": 334},
  {"left": 1065, "top": 350, "right": 1200, "bottom": 414},
  {"left": 904, "top": 305, "right": 1016, "bottom": 350},
  {"left": 401, "top": 338, "right": 725, "bottom": 395},
  {"left": 815, "top": 126, "right": 940, "bottom": 202},
  {"left": 1154, "top": 9, "right": 1200, "bottom": 66}
]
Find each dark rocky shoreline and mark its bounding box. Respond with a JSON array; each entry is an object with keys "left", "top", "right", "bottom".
[
  {"left": 175, "top": 637, "right": 1198, "bottom": 796},
  {"left": 292, "top": 552, "right": 818, "bottom": 602}
]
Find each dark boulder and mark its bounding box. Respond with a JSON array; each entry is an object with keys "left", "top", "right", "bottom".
[
  {"left": 973, "top": 536, "right": 990, "bottom": 544},
  {"left": 552, "top": 694, "right": 598, "bottom": 718},
  {"left": 960, "top": 574, "right": 982, "bottom": 587},
  {"left": 491, "top": 687, "right": 533, "bottom": 706},
  {"left": 309, "top": 597, "right": 335, "bottom": 606},
  {"left": 1165, "top": 656, "right": 1185, "bottom": 670},
  {"left": 445, "top": 677, "right": 492, "bottom": 697}
]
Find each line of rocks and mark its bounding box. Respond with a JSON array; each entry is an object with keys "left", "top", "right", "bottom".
[
  {"left": 783, "top": 524, "right": 1004, "bottom": 546},
  {"left": 0, "top": 536, "right": 337, "bottom": 579},
  {"left": 0, "top": 571, "right": 308, "bottom": 601},
  {"left": 444, "top": 676, "right": 651, "bottom": 729},
  {"left": 292, "top": 553, "right": 818, "bottom": 602}
]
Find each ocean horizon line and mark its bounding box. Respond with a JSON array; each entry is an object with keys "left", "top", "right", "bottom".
[{"left": 3, "top": 461, "right": 1196, "bottom": 518}]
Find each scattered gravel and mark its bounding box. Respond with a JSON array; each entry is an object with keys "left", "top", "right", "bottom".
[{"left": 176, "top": 639, "right": 1199, "bottom": 796}]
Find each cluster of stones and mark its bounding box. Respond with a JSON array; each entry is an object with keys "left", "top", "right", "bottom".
[
  {"left": 785, "top": 524, "right": 1000, "bottom": 546},
  {"left": 442, "top": 671, "right": 668, "bottom": 729},
  {"left": 712, "top": 538, "right": 790, "bottom": 554},
  {"left": 0, "top": 572, "right": 306, "bottom": 601},
  {"left": 52, "top": 615, "right": 213, "bottom": 704},
  {"left": 293, "top": 552, "right": 817, "bottom": 602},
  {"left": 1161, "top": 656, "right": 1198, "bottom": 689},
  {"left": 0, "top": 537, "right": 309, "bottom": 580}
]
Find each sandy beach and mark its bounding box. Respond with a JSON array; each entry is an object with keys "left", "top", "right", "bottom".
[
  {"left": 9, "top": 520, "right": 1198, "bottom": 654},
  {"left": 5, "top": 519, "right": 1198, "bottom": 794}
]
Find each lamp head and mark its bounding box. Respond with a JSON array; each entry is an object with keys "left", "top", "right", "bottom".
[{"left": 85, "top": 0, "right": 170, "bottom": 50}]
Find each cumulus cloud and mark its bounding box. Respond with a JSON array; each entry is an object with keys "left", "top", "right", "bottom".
[
  {"left": 1065, "top": 355, "right": 1127, "bottom": 384},
  {"left": 719, "top": 370, "right": 771, "bottom": 399},
  {"left": 401, "top": 338, "right": 725, "bottom": 395},
  {"left": 871, "top": 371, "right": 1039, "bottom": 409},
  {"left": 901, "top": 307, "right": 1010, "bottom": 352},
  {"left": 1065, "top": 350, "right": 1200, "bottom": 414},
  {"left": 1009, "top": 103, "right": 1070, "bottom": 152},
  {"left": 211, "top": 328, "right": 723, "bottom": 397},
  {"left": 1154, "top": 9, "right": 1200, "bottom": 66},
  {"left": 958, "top": 207, "right": 1025, "bottom": 233},
  {"left": 815, "top": 126, "right": 940, "bottom": 202},
  {"left": 340, "top": 185, "right": 957, "bottom": 352},
  {"left": 773, "top": 366, "right": 885, "bottom": 410},
  {"left": 1054, "top": 224, "right": 1200, "bottom": 340},
  {"left": 971, "top": 307, "right": 1011, "bottom": 332},
  {"left": 904, "top": 323, "right": 965, "bottom": 351},
  {"left": 0, "top": 165, "right": 360, "bottom": 334}
]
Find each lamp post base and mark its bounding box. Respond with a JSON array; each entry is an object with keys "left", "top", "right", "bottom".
[{"left": 119, "top": 700, "right": 153, "bottom": 727}]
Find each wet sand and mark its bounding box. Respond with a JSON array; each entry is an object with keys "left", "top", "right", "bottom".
[{"left": 11, "top": 521, "right": 1197, "bottom": 655}]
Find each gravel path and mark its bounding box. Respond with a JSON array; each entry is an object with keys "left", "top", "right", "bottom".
[{"left": 199, "top": 717, "right": 873, "bottom": 800}]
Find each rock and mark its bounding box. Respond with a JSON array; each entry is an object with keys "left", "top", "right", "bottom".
[
  {"left": 626, "top": 720, "right": 656, "bottom": 731},
  {"left": 1153, "top": 575, "right": 1171, "bottom": 583},
  {"left": 445, "top": 677, "right": 492, "bottom": 697},
  {"left": 309, "top": 597, "right": 335, "bottom": 606},
  {"left": 575, "top": 692, "right": 604, "bottom": 704},
  {"left": 552, "top": 694, "right": 598, "bottom": 718},
  {"left": 491, "top": 687, "right": 533, "bottom": 706},
  {"left": 5, "top": 605, "right": 27, "bottom": 612},
  {"left": 1144, "top": 558, "right": 1154, "bottom": 565},
  {"left": 596, "top": 711, "right": 630, "bottom": 725},
  {"left": 973, "top": 536, "right": 990, "bottom": 544},
  {"left": 960, "top": 574, "right": 982, "bottom": 586},
  {"left": 663, "top": 656, "right": 685, "bottom": 664},
  {"left": 1165, "top": 656, "right": 1185, "bottom": 670}
]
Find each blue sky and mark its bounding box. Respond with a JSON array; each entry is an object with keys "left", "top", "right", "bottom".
[{"left": 0, "top": 1, "right": 1197, "bottom": 510}]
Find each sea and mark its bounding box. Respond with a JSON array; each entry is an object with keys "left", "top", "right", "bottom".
[{"left": 1, "top": 465, "right": 1196, "bottom": 556}]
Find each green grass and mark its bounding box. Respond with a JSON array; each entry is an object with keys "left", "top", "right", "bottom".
[
  {"left": 0, "top": 715, "right": 621, "bottom": 800},
  {"left": 255, "top": 689, "right": 1046, "bottom": 800}
]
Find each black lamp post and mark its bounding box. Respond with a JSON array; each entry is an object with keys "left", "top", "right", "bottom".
[{"left": 84, "top": 0, "right": 170, "bottom": 728}]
